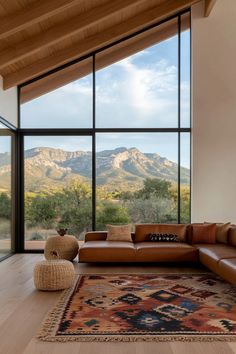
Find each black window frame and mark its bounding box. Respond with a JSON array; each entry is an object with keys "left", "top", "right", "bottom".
[
  {"left": 17, "top": 10, "right": 192, "bottom": 252},
  {"left": 0, "top": 116, "right": 17, "bottom": 260}
]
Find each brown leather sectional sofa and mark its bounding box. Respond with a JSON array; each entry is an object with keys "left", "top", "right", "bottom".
[{"left": 79, "top": 224, "right": 236, "bottom": 285}]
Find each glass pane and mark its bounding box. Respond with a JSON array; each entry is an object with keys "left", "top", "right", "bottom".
[
  {"left": 96, "top": 18, "right": 178, "bottom": 128},
  {"left": 180, "top": 133, "right": 191, "bottom": 223},
  {"left": 0, "top": 133, "right": 12, "bottom": 258},
  {"left": 21, "top": 58, "right": 93, "bottom": 128},
  {"left": 0, "top": 122, "right": 7, "bottom": 129},
  {"left": 24, "top": 136, "right": 92, "bottom": 250},
  {"left": 96, "top": 133, "right": 178, "bottom": 229},
  {"left": 181, "top": 13, "right": 191, "bottom": 128}
]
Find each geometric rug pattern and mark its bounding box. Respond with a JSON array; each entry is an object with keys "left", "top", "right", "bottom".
[{"left": 38, "top": 274, "right": 236, "bottom": 342}]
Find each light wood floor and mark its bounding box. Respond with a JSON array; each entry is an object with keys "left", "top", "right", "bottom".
[{"left": 0, "top": 254, "right": 236, "bottom": 354}]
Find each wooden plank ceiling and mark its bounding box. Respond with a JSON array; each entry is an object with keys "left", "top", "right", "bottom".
[{"left": 0, "top": 0, "right": 216, "bottom": 101}]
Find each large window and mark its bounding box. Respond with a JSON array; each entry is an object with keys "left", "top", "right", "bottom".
[
  {"left": 0, "top": 121, "right": 14, "bottom": 259},
  {"left": 96, "top": 133, "right": 179, "bottom": 229},
  {"left": 96, "top": 18, "right": 178, "bottom": 128},
  {"left": 20, "top": 12, "right": 191, "bottom": 250},
  {"left": 21, "top": 58, "right": 93, "bottom": 129},
  {"left": 24, "top": 136, "right": 92, "bottom": 249}
]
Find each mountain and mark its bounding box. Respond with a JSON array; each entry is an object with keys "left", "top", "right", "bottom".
[{"left": 0, "top": 147, "right": 190, "bottom": 192}]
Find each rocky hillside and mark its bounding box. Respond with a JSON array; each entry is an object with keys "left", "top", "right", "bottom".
[{"left": 0, "top": 147, "right": 190, "bottom": 191}]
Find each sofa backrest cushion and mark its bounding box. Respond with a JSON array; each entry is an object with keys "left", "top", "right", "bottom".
[
  {"left": 134, "top": 224, "right": 188, "bottom": 243},
  {"left": 204, "top": 222, "right": 231, "bottom": 243},
  {"left": 85, "top": 231, "right": 136, "bottom": 242},
  {"left": 85, "top": 232, "right": 107, "bottom": 242},
  {"left": 228, "top": 226, "right": 236, "bottom": 247},
  {"left": 190, "top": 223, "right": 216, "bottom": 244}
]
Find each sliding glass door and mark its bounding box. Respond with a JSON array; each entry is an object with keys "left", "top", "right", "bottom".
[{"left": 0, "top": 122, "right": 14, "bottom": 260}]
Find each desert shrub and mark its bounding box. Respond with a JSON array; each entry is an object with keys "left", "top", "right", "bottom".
[
  {"left": 96, "top": 202, "right": 130, "bottom": 230},
  {"left": 0, "top": 192, "right": 11, "bottom": 219}
]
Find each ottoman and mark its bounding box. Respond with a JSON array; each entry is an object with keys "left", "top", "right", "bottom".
[{"left": 34, "top": 260, "right": 75, "bottom": 291}]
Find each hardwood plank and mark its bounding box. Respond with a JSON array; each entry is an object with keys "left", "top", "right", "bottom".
[
  {"left": 205, "top": 0, "right": 217, "bottom": 17},
  {"left": 3, "top": 0, "right": 199, "bottom": 89},
  {"left": 0, "top": 0, "right": 81, "bottom": 40},
  {"left": 171, "top": 342, "right": 234, "bottom": 354},
  {"left": 0, "top": 0, "right": 143, "bottom": 69},
  {"left": 136, "top": 342, "right": 173, "bottom": 354},
  {"left": 0, "top": 254, "right": 43, "bottom": 326},
  {"left": 229, "top": 343, "right": 236, "bottom": 354},
  {"left": 0, "top": 286, "right": 61, "bottom": 354}
]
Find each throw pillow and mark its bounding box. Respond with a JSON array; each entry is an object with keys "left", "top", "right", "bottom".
[
  {"left": 106, "top": 224, "right": 132, "bottom": 242},
  {"left": 190, "top": 223, "right": 217, "bottom": 244},
  {"left": 135, "top": 224, "right": 188, "bottom": 242},
  {"left": 204, "top": 222, "right": 231, "bottom": 243},
  {"left": 149, "top": 233, "right": 179, "bottom": 242}
]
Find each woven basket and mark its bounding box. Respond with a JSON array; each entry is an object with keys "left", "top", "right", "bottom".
[
  {"left": 34, "top": 259, "right": 75, "bottom": 291},
  {"left": 44, "top": 235, "right": 79, "bottom": 261}
]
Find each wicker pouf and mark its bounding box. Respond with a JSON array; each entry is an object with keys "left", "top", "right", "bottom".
[
  {"left": 44, "top": 235, "right": 79, "bottom": 261},
  {"left": 34, "top": 260, "right": 75, "bottom": 291}
]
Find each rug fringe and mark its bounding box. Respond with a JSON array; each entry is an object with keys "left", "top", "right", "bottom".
[{"left": 36, "top": 334, "right": 236, "bottom": 343}]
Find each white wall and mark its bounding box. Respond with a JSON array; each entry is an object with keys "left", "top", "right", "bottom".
[
  {"left": 192, "top": 0, "right": 236, "bottom": 223},
  {"left": 0, "top": 76, "right": 18, "bottom": 127}
]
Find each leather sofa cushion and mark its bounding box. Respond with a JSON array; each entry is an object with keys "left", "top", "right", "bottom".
[
  {"left": 134, "top": 224, "right": 188, "bottom": 243},
  {"left": 195, "top": 244, "right": 236, "bottom": 273},
  {"left": 228, "top": 227, "right": 236, "bottom": 247},
  {"left": 79, "top": 241, "right": 136, "bottom": 262},
  {"left": 205, "top": 222, "right": 231, "bottom": 243},
  {"left": 190, "top": 223, "right": 216, "bottom": 244},
  {"left": 135, "top": 242, "right": 198, "bottom": 262},
  {"left": 85, "top": 232, "right": 107, "bottom": 242},
  {"left": 218, "top": 258, "right": 236, "bottom": 285}
]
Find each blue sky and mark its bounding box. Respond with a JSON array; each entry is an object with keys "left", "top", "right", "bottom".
[
  {"left": 18, "top": 29, "right": 190, "bottom": 168},
  {"left": 0, "top": 136, "right": 11, "bottom": 154}
]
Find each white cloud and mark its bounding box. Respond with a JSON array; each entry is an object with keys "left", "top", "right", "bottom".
[
  {"left": 96, "top": 53, "right": 178, "bottom": 127},
  {"left": 22, "top": 42, "right": 189, "bottom": 131},
  {"left": 60, "top": 77, "right": 92, "bottom": 96}
]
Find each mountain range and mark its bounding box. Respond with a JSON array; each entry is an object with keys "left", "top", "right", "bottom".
[{"left": 0, "top": 147, "right": 190, "bottom": 192}]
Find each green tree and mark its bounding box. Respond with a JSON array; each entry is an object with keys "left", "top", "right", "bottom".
[
  {"left": 180, "top": 185, "right": 190, "bottom": 223},
  {"left": 96, "top": 202, "right": 130, "bottom": 230},
  {"left": 136, "top": 178, "right": 172, "bottom": 199},
  {"left": 124, "top": 195, "right": 176, "bottom": 224},
  {"left": 25, "top": 194, "right": 57, "bottom": 229},
  {"left": 25, "top": 180, "right": 93, "bottom": 239},
  {"left": 0, "top": 192, "right": 11, "bottom": 219},
  {"left": 121, "top": 178, "right": 177, "bottom": 224},
  {"left": 55, "top": 180, "right": 92, "bottom": 238}
]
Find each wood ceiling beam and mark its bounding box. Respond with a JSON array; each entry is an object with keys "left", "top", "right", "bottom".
[
  {"left": 21, "top": 19, "right": 187, "bottom": 103},
  {"left": 204, "top": 0, "right": 217, "bottom": 17},
  {"left": 3, "top": 0, "right": 199, "bottom": 89},
  {"left": 0, "top": 0, "right": 81, "bottom": 40},
  {"left": 21, "top": 61, "right": 92, "bottom": 104},
  {"left": 0, "top": 0, "right": 143, "bottom": 69}
]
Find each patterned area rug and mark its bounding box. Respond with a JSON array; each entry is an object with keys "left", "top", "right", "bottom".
[{"left": 38, "top": 274, "right": 236, "bottom": 342}]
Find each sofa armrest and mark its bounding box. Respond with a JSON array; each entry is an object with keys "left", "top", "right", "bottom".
[{"left": 84, "top": 231, "right": 107, "bottom": 242}]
